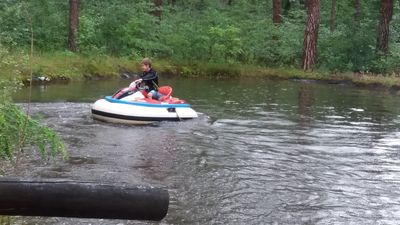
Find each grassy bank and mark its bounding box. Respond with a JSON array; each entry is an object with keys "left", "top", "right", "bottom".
[{"left": 3, "top": 52, "right": 400, "bottom": 89}]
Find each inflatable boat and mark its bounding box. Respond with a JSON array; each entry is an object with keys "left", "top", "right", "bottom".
[{"left": 91, "top": 86, "right": 198, "bottom": 125}]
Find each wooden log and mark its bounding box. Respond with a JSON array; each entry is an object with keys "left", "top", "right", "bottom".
[{"left": 0, "top": 179, "right": 169, "bottom": 221}]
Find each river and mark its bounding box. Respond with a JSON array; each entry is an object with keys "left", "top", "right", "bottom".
[{"left": 5, "top": 77, "right": 400, "bottom": 224}]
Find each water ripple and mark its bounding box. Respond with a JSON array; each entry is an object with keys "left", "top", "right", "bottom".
[{"left": 8, "top": 79, "right": 400, "bottom": 225}]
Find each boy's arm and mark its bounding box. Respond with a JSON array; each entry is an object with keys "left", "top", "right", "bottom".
[{"left": 141, "top": 71, "right": 157, "bottom": 81}]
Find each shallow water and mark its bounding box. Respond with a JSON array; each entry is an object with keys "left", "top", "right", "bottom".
[{"left": 5, "top": 77, "right": 400, "bottom": 224}]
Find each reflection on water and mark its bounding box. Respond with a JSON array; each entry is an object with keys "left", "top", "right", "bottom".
[{"left": 4, "top": 78, "right": 400, "bottom": 224}]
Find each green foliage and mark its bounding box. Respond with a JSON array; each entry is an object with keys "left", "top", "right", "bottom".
[
  {"left": 29, "top": 1, "right": 69, "bottom": 51},
  {"left": 208, "top": 25, "right": 243, "bottom": 63},
  {"left": 318, "top": 23, "right": 377, "bottom": 72},
  {"left": 77, "top": 14, "right": 103, "bottom": 53},
  {"left": 0, "top": 0, "right": 68, "bottom": 50},
  {"left": 0, "top": 1, "right": 27, "bottom": 47},
  {"left": 0, "top": 80, "right": 66, "bottom": 160},
  {"left": 122, "top": 5, "right": 171, "bottom": 57},
  {"left": 0, "top": 0, "right": 400, "bottom": 74},
  {"left": 0, "top": 42, "right": 28, "bottom": 83},
  {"left": 370, "top": 47, "right": 400, "bottom": 74},
  {"left": 249, "top": 9, "right": 305, "bottom": 67},
  {"left": 157, "top": 12, "right": 210, "bottom": 62},
  {"left": 0, "top": 42, "right": 66, "bottom": 161},
  {"left": 317, "top": 0, "right": 381, "bottom": 72}
]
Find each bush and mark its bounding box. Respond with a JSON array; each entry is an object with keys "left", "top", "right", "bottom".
[
  {"left": 0, "top": 80, "right": 66, "bottom": 160},
  {"left": 0, "top": 43, "right": 66, "bottom": 161}
]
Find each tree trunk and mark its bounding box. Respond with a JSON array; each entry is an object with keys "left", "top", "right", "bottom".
[
  {"left": 354, "top": 0, "right": 361, "bottom": 22},
  {"left": 273, "top": 0, "right": 282, "bottom": 24},
  {"left": 67, "top": 0, "right": 79, "bottom": 52},
  {"left": 376, "top": 0, "right": 393, "bottom": 55},
  {"left": 329, "top": 0, "right": 336, "bottom": 32},
  {"left": 302, "top": 0, "right": 320, "bottom": 71},
  {"left": 153, "top": 0, "right": 162, "bottom": 20}
]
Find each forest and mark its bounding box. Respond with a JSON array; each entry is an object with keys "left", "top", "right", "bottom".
[{"left": 0, "top": 0, "right": 399, "bottom": 77}]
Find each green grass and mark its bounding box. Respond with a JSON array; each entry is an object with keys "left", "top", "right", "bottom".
[
  {"left": 2, "top": 51, "right": 400, "bottom": 89},
  {"left": 350, "top": 73, "right": 400, "bottom": 88},
  {"left": 0, "top": 51, "right": 136, "bottom": 81},
  {"left": 29, "top": 52, "right": 137, "bottom": 80}
]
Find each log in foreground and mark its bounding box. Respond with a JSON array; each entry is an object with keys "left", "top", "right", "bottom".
[{"left": 0, "top": 179, "right": 169, "bottom": 221}]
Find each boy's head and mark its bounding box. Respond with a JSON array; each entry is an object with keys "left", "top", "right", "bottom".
[{"left": 140, "top": 58, "right": 152, "bottom": 72}]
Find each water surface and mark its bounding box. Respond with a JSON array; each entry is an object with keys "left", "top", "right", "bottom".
[{"left": 6, "top": 77, "right": 400, "bottom": 224}]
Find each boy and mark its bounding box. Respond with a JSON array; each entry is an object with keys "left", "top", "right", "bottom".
[{"left": 130, "top": 58, "right": 159, "bottom": 97}]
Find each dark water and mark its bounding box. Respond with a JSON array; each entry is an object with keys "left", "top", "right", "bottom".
[{"left": 6, "top": 77, "right": 400, "bottom": 224}]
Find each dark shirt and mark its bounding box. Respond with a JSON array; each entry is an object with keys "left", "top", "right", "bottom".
[{"left": 140, "top": 68, "right": 158, "bottom": 92}]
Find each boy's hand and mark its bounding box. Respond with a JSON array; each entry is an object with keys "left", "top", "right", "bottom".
[{"left": 129, "top": 79, "right": 143, "bottom": 88}]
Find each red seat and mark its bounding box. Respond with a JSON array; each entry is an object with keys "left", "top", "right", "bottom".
[{"left": 158, "top": 86, "right": 173, "bottom": 101}]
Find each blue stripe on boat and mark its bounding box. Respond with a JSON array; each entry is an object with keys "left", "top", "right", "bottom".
[{"left": 105, "top": 96, "right": 191, "bottom": 108}]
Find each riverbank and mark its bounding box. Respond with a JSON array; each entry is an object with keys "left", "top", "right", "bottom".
[{"left": 3, "top": 52, "right": 400, "bottom": 89}]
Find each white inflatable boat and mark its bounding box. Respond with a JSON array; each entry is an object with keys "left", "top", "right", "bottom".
[{"left": 91, "top": 86, "right": 198, "bottom": 125}]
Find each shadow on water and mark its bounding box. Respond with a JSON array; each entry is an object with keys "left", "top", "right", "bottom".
[{"left": 5, "top": 77, "right": 400, "bottom": 224}]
